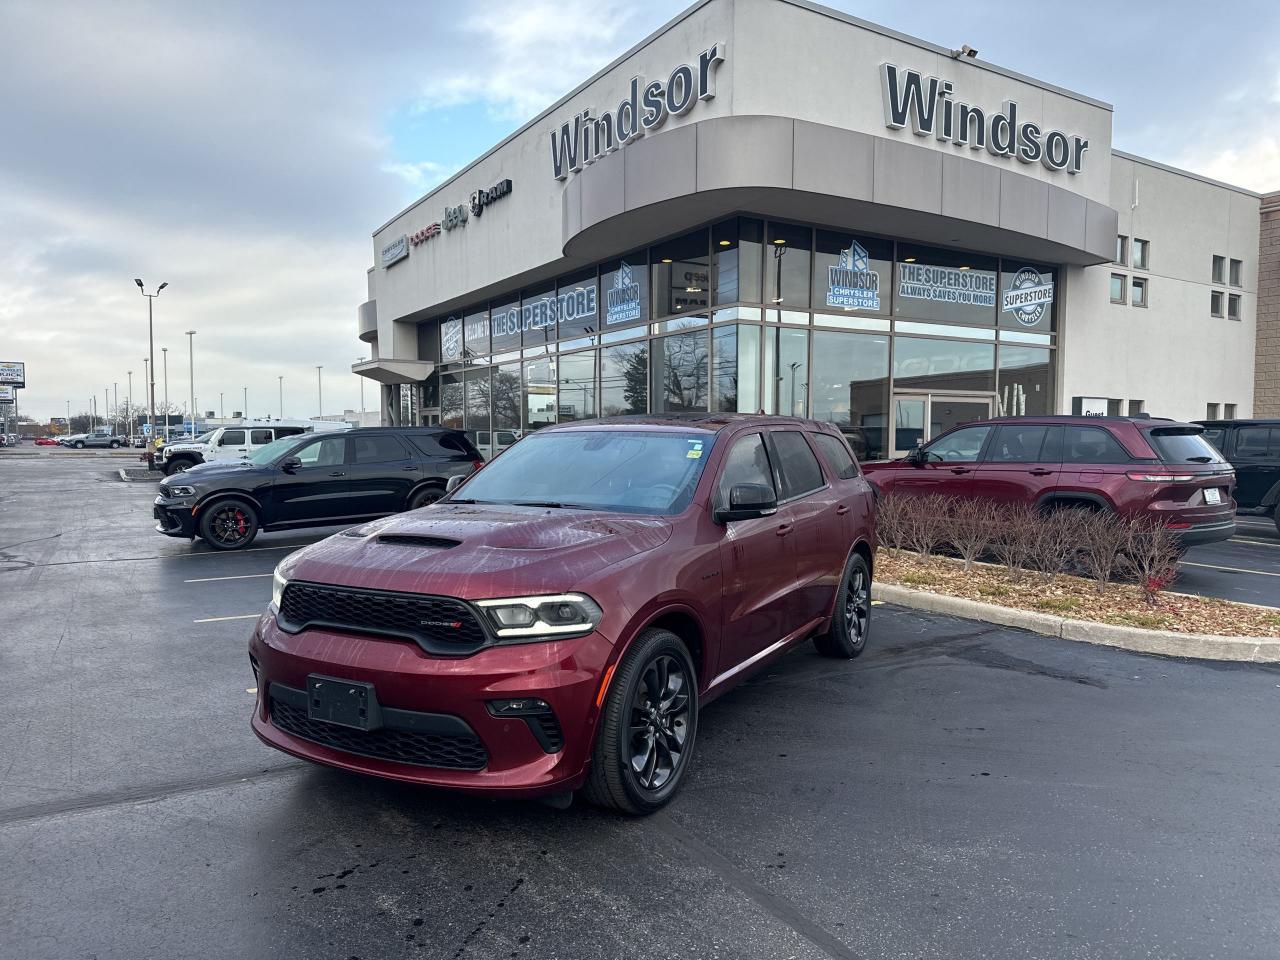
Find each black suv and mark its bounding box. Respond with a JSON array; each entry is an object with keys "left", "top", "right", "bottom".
[
  {"left": 1196, "top": 419, "right": 1280, "bottom": 533},
  {"left": 153, "top": 427, "right": 484, "bottom": 549}
]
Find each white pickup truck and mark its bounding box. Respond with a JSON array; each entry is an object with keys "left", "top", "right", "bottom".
[{"left": 157, "top": 420, "right": 348, "bottom": 475}]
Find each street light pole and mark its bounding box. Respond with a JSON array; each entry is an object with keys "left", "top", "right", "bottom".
[
  {"left": 113, "top": 383, "right": 118, "bottom": 433},
  {"left": 104, "top": 389, "right": 109, "bottom": 434},
  {"left": 161, "top": 347, "right": 169, "bottom": 440},
  {"left": 220, "top": 392, "right": 224, "bottom": 420},
  {"left": 135, "top": 279, "right": 166, "bottom": 467},
  {"left": 278, "top": 376, "right": 283, "bottom": 419},
  {"left": 185, "top": 330, "right": 196, "bottom": 436},
  {"left": 142, "top": 357, "right": 149, "bottom": 439},
  {"left": 127, "top": 371, "right": 133, "bottom": 439},
  {"left": 243, "top": 386, "right": 248, "bottom": 420},
  {"left": 316, "top": 366, "right": 323, "bottom": 418},
  {"left": 356, "top": 357, "right": 366, "bottom": 420}
]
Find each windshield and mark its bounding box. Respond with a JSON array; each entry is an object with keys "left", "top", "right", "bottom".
[
  {"left": 452, "top": 430, "right": 716, "bottom": 515},
  {"left": 1147, "top": 428, "right": 1225, "bottom": 464},
  {"left": 247, "top": 435, "right": 305, "bottom": 465}
]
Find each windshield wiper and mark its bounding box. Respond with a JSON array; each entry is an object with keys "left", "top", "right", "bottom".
[
  {"left": 1184, "top": 456, "right": 1213, "bottom": 463},
  {"left": 511, "top": 500, "right": 598, "bottom": 510}
]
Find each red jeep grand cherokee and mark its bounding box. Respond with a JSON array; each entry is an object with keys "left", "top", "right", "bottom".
[
  {"left": 862, "top": 415, "right": 1235, "bottom": 547},
  {"left": 250, "top": 415, "right": 876, "bottom": 814}
]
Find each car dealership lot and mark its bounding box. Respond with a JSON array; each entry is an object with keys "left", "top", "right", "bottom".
[{"left": 3, "top": 458, "right": 1280, "bottom": 960}]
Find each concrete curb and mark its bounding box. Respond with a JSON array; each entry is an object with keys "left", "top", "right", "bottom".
[
  {"left": 872, "top": 582, "right": 1280, "bottom": 664},
  {"left": 117, "top": 468, "right": 163, "bottom": 482}
]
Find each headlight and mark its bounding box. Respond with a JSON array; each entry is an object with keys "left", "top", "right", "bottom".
[
  {"left": 166, "top": 484, "right": 196, "bottom": 497},
  {"left": 271, "top": 566, "right": 288, "bottom": 609},
  {"left": 475, "top": 594, "right": 602, "bottom": 640}
]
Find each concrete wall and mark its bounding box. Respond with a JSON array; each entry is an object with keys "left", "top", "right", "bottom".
[
  {"left": 1256, "top": 192, "right": 1280, "bottom": 416},
  {"left": 1058, "top": 154, "right": 1261, "bottom": 422}
]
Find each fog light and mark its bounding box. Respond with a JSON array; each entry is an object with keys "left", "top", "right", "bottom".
[{"left": 487, "top": 698, "right": 552, "bottom": 716}]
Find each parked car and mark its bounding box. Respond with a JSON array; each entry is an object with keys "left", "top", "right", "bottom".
[
  {"left": 1196, "top": 419, "right": 1280, "bottom": 534},
  {"left": 60, "top": 433, "right": 126, "bottom": 449},
  {"left": 862, "top": 415, "right": 1236, "bottom": 547},
  {"left": 249, "top": 414, "right": 877, "bottom": 814},
  {"left": 35, "top": 437, "right": 59, "bottom": 446},
  {"left": 466, "top": 428, "right": 521, "bottom": 460},
  {"left": 153, "top": 427, "right": 485, "bottom": 550},
  {"left": 0, "top": 434, "right": 6, "bottom": 447},
  {"left": 7, "top": 433, "right": 20, "bottom": 445},
  {"left": 158, "top": 420, "right": 347, "bottom": 475}
]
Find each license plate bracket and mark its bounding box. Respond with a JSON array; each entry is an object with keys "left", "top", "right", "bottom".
[
  {"left": 306, "top": 675, "right": 381, "bottom": 730},
  {"left": 1204, "top": 487, "right": 1222, "bottom": 505}
]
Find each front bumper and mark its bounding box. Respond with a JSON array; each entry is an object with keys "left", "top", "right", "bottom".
[
  {"left": 153, "top": 495, "right": 196, "bottom": 538},
  {"left": 249, "top": 612, "right": 612, "bottom": 797}
]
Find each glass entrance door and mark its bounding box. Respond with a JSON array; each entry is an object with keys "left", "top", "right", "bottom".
[{"left": 892, "top": 393, "right": 993, "bottom": 457}]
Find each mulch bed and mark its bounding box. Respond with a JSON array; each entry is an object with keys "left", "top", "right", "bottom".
[{"left": 878, "top": 551, "right": 1280, "bottom": 639}]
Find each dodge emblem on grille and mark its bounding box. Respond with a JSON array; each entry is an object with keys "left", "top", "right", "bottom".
[{"left": 420, "top": 620, "right": 463, "bottom": 629}]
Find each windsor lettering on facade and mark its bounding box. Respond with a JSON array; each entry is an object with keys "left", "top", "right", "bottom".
[
  {"left": 550, "top": 43, "right": 725, "bottom": 181},
  {"left": 880, "top": 63, "right": 1089, "bottom": 174}
]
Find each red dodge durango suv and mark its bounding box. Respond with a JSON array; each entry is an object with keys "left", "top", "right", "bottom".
[
  {"left": 250, "top": 415, "right": 877, "bottom": 814},
  {"left": 862, "top": 415, "right": 1235, "bottom": 547}
]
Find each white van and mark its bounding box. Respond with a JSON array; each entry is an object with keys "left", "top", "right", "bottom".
[{"left": 158, "top": 419, "right": 347, "bottom": 475}]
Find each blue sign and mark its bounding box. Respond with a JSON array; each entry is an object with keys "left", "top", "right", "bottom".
[
  {"left": 606, "top": 262, "right": 642, "bottom": 325},
  {"left": 826, "top": 242, "right": 881, "bottom": 310},
  {"left": 142, "top": 423, "right": 152, "bottom": 436}
]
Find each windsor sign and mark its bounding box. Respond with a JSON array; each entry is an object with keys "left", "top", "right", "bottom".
[
  {"left": 549, "top": 43, "right": 725, "bottom": 181},
  {"left": 880, "top": 63, "right": 1090, "bottom": 174}
]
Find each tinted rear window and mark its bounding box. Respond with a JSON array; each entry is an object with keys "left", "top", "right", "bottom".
[
  {"left": 1062, "top": 426, "right": 1131, "bottom": 464},
  {"left": 1147, "top": 428, "right": 1225, "bottom": 464},
  {"left": 406, "top": 432, "right": 478, "bottom": 459},
  {"left": 771, "top": 431, "right": 825, "bottom": 498},
  {"left": 810, "top": 432, "right": 859, "bottom": 479}
]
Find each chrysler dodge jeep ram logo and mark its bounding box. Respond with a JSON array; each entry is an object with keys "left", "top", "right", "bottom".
[{"left": 469, "top": 178, "right": 512, "bottom": 217}]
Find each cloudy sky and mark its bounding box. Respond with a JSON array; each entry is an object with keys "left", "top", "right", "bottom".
[{"left": 2, "top": 0, "right": 1277, "bottom": 422}]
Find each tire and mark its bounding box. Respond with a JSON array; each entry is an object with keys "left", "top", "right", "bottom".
[
  {"left": 164, "top": 459, "right": 192, "bottom": 476},
  {"left": 813, "top": 551, "right": 872, "bottom": 659},
  {"left": 582, "top": 628, "right": 698, "bottom": 816},
  {"left": 109, "top": 440, "right": 121, "bottom": 448},
  {"left": 73, "top": 440, "right": 85, "bottom": 449},
  {"left": 407, "top": 485, "right": 445, "bottom": 510},
  {"left": 197, "top": 498, "right": 259, "bottom": 550}
]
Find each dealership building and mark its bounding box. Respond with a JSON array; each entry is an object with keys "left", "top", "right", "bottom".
[{"left": 354, "top": 0, "right": 1264, "bottom": 460}]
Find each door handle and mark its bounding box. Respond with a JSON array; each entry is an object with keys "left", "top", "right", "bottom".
[
  {"left": 1028, "top": 468, "right": 1052, "bottom": 476},
  {"left": 329, "top": 471, "right": 345, "bottom": 477},
  {"left": 835, "top": 504, "right": 850, "bottom": 515},
  {"left": 403, "top": 465, "right": 418, "bottom": 471},
  {"left": 775, "top": 523, "right": 793, "bottom": 537},
  {"left": 949, "top": 467, "right": 971, "bottom": 475}
]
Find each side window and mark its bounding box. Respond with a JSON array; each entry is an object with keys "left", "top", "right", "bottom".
[
  {"left": 1235, "top": 427, "right": 1272, "bottom": 459},
  {"left": 925, "top": 425, "right": 991, "bottom": 463},
  {"left": 1062, "top": 426, "right": 1131, "bottom": 464},
  {"left": 717, "top": 433, "right": 775, "bottom": 506},
  {"left": 1200, "top": 428, "right": 1226, "bottom": 454},
  {"left": 987, "top": 424, "right": 1049, "bottom": 463},
  {"left": 407, "top": 433, "right": 472, "bottom": 458},
  {"left": 249, "top": 430, "right": 273, "bottom": 445},
  {"left": 353, "top": 435, "right": 410, "bottom": 463},
  {"left": 218, "top": 429, "right": 245, "bottom": 447},
  {"left": 275, "top": 427, "right": 304, "bottom": 438},
  {"left": 294, "top": 436, "right": 346, "bottom": 467},
  {"left": 810, "top": 432, "right": 859, "bottom": 480},
  {"left": 771, "top": 430, "right": 826, "bottom": 498}
]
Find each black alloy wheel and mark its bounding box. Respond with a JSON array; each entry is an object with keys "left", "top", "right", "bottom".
[
  {"left": 814, "top": 551, "right": 871, "bottom": 659},
  {"left": 408, "top": 486, "right": 445, "bottom": 510},
  {"left": 583, "top": 628, "right": 698, "bottom": 815},
  {"left": 164, "top": 459, "right": 191, "bottom": 476},
  {"left": 198, "top": 498, "right": 259, "bottom": 550}
]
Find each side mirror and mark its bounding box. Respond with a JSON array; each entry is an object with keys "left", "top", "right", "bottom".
[
  {"left": 907, "top": 442, "right": 927, "bottom": 465},
  {"left": 280, "top": 456, "right": 302, "bottom": 473},
  {"left": 715, "top": 483, "right": 778, "bottom": 524},
  {"left": 445, "top": 474, "right": 465, "bottom": 494}
]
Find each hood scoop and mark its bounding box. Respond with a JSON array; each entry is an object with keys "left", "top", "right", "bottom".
[{"left": 376, "top": 534, "right": 461, "bottom": 549}]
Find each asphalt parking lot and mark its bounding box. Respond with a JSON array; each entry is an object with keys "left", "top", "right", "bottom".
[{"left": 3, "top": 456, "right": 1279, "bottom": 960}]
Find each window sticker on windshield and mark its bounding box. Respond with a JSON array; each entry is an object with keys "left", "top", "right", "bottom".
[{"left": 687, "top": 440, "right": 704, "bottom": 459}]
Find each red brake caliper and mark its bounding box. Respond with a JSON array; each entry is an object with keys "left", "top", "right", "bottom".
[{"left": 235, "top": 510, "right": 246, "bottom": 535}]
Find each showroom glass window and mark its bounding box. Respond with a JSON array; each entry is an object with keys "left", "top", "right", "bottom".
[
  {"left": 464, "top": 308, "right": 490, "bottom": 363},
  {"left": 489, "top": 296, "right": 521, "bottom": 356},
  {"left": 600, "top": 340, "right": 648, "bottom": 416},
  {"left": 556, "top": 266, "right": 600, "bottom": 341},
  {"left": 492, "top": 362, "right": 522, "bottom": 436},
  {"left": 810, "top": 330, "right": 889, "bottom": 461},
  {"left": 600, "top": 252, "right": 649, "bottom": 333},
  {"left": 440, "top": 316, "right": 464, "bottom": 364},
  {"left": 711, "top": 324, "right": 761, "bottom": 413},
  {"left": 464, "top": 368, "right": 490, "bottom": 441},
  {"left": 558, "top": 350, "right": 597, "bottom": 422},
  {"left": 520, "top": 281, "right": 557, "bottom": 349},
  {"left": 652, "top": 328, "right": 708, "bottom": 412},
  {"left": 998, "top": 261, "right": 1057, "bottom": 332},
  {"left": 812, "top": 231, "right": 891, "bottom": 317},
  {"left": 440, "top": 372, "right": 464, "bottom": 429},
  {"left": 895, "top": 243, "right": 998, "bottom": 327},
  {"left": 522, "top": 354, "right": 556, "bottom": 431},
  {"left": 765, "top": 222, "right": 812, "bottom": 309},
  {"left": 712, "top": 218, "right": 763, "bottom": 306},
  {"left": 893, "top": 336, "right": 995, "bottom": 393},
  {"left": 763, "top": 326, "right": 808, "bottom": 417},
  {"left": 997, "top": 346, "right": 1053, "bottom": 416},
  {"left": 652, "top": 230, "right": 709, "bottom": 318}
]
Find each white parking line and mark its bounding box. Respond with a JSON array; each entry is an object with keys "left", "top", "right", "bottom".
[
  {"left": 183, "top": 573, "right": 273, "bottom": 583},
  {"left": 193, "top": 614, "right": 261, "bottom": 623},
  {"left": 1182, "top": 561, "right": 1280, "bottom": 578}
]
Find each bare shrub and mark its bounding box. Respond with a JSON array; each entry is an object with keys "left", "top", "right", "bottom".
[
  {"left": 899, "top": 493, "right": 948, "bottom": 562},
  {"left": 944, "top": 497, "right": 998, "bottom": 572},
  {"left": 1076, "top": 510, "right": 1129, "bottom": 591},
  {"left": 989, "top": 502, "right": 1038, "bottom": 578},
  {"left": 1026, "top": 508, "right": 1085, "bottom": 583},
  {"left": 1122, "top": 518, "right": 1182, "bottom": 603},
  {"left": 872, "top": 491, "right": 905, "bottom": 553}
]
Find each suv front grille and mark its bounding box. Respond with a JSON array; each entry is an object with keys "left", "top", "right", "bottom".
[
  {"left": 278, "top": 581, "right": 488, "bottom": 653},
  {"left": 269, "top": 695, "right": 487, "bottom": 770}
]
